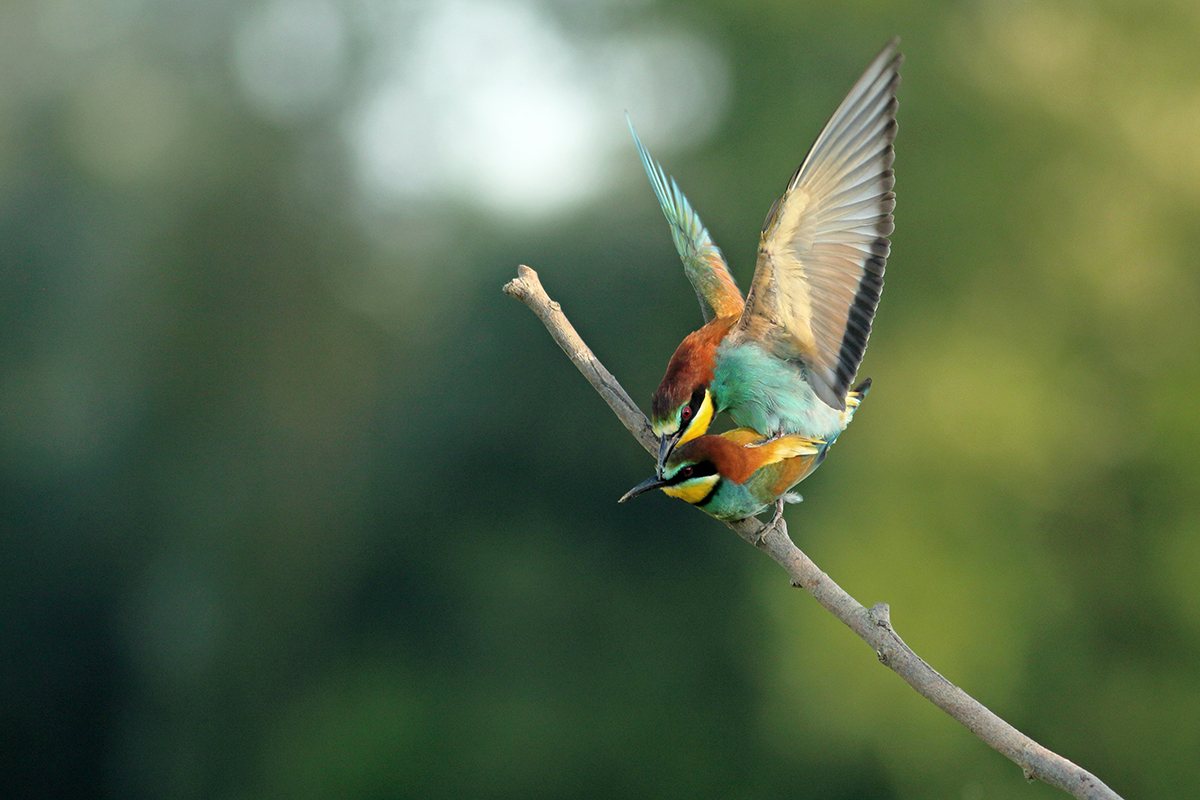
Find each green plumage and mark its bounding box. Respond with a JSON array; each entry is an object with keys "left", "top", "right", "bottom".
[{"left": 635, "top": 40, "right": 900, "bottom": 476}]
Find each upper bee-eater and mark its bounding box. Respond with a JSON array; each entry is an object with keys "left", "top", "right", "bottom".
[
  {"left": 620, "top": 381, "right": 869, "bottom": 524},
  {"left": 634, "top": 39, "right": 901, "bottom": 472}
]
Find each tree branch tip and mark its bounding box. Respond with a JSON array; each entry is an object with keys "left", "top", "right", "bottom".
[
  {"left": 869, "top": 602, "right": 892, "bottom": 628},
  {"left": 503, "top": 265, "right": 543, "bottom": 301},
  {"left": 501, "top": 276, "right": 525, "bottom": 298}
]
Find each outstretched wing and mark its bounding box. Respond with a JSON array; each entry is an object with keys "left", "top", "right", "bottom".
[
  {"left": 629, "top": 118, "right": 744, "bottom": 323},
  {"left": 735, "top": 39, "right": 901, "bottom": 410}
]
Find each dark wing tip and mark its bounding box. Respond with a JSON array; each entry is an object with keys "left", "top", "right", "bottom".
[{"left": 829, "top": 253, "right": 886, "bottom": 401}]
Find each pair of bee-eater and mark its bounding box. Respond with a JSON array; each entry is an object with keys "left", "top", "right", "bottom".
[{"left": 620, "top": 39, "right": 902, "bottom": 528}]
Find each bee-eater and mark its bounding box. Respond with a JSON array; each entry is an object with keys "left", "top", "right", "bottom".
[
  {"left": 621, "top": 382, "right": 869, "bottom": 525},
  {"left": 635, "top": 39, "right": 901, "bottom": 472}
]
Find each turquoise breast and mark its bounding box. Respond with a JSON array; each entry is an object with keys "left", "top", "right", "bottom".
[{"left": 711, "top": 341, "right": 847, "bottom": 440}]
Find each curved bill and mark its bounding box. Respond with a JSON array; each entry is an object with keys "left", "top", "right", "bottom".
[
  {"left": 619, "top": 474, "right": 670, "bottom": 503},
  {"left": 656, "top": 432, "right": 681, "bottom": 476}
]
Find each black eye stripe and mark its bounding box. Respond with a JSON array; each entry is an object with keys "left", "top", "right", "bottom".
[
  {"left": 666, "top": 460, "right": 717, "bottom": 485},
  {"left": 683, "top": 388, "right": 706, "bottom": 421}
]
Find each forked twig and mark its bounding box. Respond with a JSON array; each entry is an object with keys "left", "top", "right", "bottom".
[{"left": 504, "top": 265, "right": 1122, "bottom": 800}]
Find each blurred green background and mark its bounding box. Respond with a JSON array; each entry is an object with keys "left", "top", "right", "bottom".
[{"left": 3, "top": 0, "right": 1198, "bottom": 797}]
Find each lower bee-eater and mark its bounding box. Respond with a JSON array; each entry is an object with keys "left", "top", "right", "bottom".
[
  {"left": 633, "top": 39, "right": 901, "bottom": 473},
  {"left": 622, "top": 381, "right": 869, "bottom": 525}
]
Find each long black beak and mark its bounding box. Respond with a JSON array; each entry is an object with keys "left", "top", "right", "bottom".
[
  {"left": 619, "top": 474, "right": 670, "bottom": 503},
  {"left": 656, "top": 431, "right": 682, "bottom": 476}
]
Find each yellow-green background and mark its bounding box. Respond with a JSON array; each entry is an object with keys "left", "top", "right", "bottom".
[{"left": 3, "top": 1, "right": 1198, "bottom": 797}]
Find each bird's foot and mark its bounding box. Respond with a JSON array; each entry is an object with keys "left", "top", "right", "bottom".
[
  {"left": 755, "top": 498, "right": 788, "bottom": 543},
  {"left": 745, "top": 430, "right": 786, "bottom": 448}
]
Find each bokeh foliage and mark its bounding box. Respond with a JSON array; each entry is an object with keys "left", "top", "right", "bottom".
[{"left": 2, "top": 0, "right": 1199, "bottom": 798}]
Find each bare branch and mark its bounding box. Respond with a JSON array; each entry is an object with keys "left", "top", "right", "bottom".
[
  {"left": 504, "top": 265, "right": 1124, "bottom": 800},
  {"left": 503, "top": 265, "right": 656, "bottom": 453}
]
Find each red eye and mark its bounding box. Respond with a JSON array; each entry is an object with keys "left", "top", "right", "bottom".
[
  {"left": 681, "top": 407, "right": 692, "bottom": 420},
  {"left": 681, "top": 466, "right": 693, "bottom": 478}
]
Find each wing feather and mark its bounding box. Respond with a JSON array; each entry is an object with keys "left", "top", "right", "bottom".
[
  {"left": 720, "top": 428, "right": 821, "bottom": 462},
  {"left": 629, "top": 118, "right": 745, "bottom": 323},
  {"left": 736, "top": 39, "right": 901, "bottom": 410}
]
